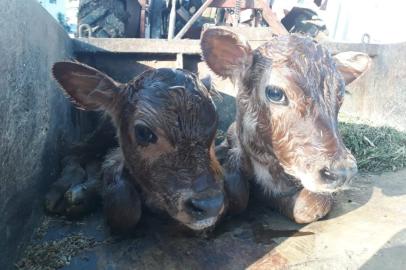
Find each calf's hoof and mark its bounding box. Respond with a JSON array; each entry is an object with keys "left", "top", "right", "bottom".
[
  {"left": 45, "top": 160, "right": 101, "bottom": 218},
  {"left": 291, "top": 189, "right": 333, "bottom": 224},
  {"left": 45, "top": 158, "right": 86, "bottom": 214},
  {"left": 64, "top": 178, "right": 101, "bottom": 218}
]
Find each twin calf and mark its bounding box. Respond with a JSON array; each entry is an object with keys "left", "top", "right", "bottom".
[{"left": 46, "top": 28, "right": 370, "bottom": 233}]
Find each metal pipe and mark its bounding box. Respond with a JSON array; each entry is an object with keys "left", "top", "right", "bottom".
[
  {"left": 167, "top": 0, "right": 177, "bottom": 39},
  {"left": 174, "top": 0, "right": 214, "bottom": 40}
]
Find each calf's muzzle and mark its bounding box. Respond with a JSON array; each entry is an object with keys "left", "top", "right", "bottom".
[
  {"left": 186, "top": 172, "right": 224, "bottom": 218},
  {"left": 320, "top": 155, "right": 358, "bottom": 189}
]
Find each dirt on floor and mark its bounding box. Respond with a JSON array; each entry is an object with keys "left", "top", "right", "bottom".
[{"left": 15, "top": 169, "right": 406, "bottom": 270}]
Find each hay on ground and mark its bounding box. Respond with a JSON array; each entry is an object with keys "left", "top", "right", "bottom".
[
  {"left": 15, "top": 234, "right": 97, "bottom": 270},
  {"left": 340, "top": 122, "right": 406, "bottom": 173}
]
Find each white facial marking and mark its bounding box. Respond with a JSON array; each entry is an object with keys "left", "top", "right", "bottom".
[
  {"left": 294, "top": 171, "right": 318, "bottom": 192},
  {"left": 184, "top": 204, "right": 224, "bottom": 231},
  {"left": 294, "top": 170, "right": 339, "bottom": 193},
  {"left": 186, "top": 217, "right": 217, "bottom": 231}
]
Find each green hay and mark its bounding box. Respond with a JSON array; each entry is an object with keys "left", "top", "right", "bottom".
[{"left": 340, "top": 123, "right": 406, "bottom": 173}]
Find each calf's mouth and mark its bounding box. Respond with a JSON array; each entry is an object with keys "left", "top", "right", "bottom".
[
  {"left": 287, "top": 153, "right": 358, "bottom": 193},
  {"left": 177, "top": 190, "right": 225, "bottom": 231}
]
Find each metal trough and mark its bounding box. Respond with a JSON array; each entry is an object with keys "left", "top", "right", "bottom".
[{"left": 1, "top": 1, "right": 406, "bottom": 269}]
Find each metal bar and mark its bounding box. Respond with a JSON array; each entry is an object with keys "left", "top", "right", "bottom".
[
  {"left": 167, "top": 0, "right": 177, "bottom": 39},
  {"left": 73, "top": 38, "right": 380, "bottom": 56},
  {"left": 73, "top": 38, "right": 202, "bottom": 54},
  {"left": 174, "top": 0, "right": 215, "bottom": 40}
]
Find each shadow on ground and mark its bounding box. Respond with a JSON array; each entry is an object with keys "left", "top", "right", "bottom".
[
  {"left": 360, "top": 229, "right": 406, "bottom": 270},
  {"left": 18, "top": 200, "right": 303, "bottom": 270}
]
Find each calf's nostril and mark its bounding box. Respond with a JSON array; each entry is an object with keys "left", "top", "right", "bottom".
[
  {"left": 187, "top": 199, "right": 205, "bottom": 216},
  {"left": 320, "top": 167, "right": 338, "bottom": 182},
  {"left": 320, "top": 161, "right": 358, "bottom": 184},
  {"left": 186, "top": 193, "right": 224, "bottom": 217}
]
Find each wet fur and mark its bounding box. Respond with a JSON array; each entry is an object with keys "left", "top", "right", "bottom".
[
  {"left": 202, "top": 29, "right": 364, "bottom": 223},
  {"left": 48, "top": 64, "right": 229, "bottom": 232}
]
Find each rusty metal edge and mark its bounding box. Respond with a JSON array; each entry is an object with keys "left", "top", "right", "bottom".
[
  {"left": 73, "top": 38, "right": 202, "bottom": 54},
  {"left": 73, "top": 37, "right": 383, "bottom": 57}
]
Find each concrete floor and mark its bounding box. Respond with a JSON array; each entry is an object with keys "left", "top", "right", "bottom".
[
  {"left": 250, "top": 169, "right": 406, "bottom": 270},
  {"left": 18, "top": 169, "right": 406, "bottom": 270}
]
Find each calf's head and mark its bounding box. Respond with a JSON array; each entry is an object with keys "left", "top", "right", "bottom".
[
  {"left": 201, "top": 29, "right": 371, "bottom": 193},
  {"left": 53, "top": 62, "right": 224, "bottom": 230}
]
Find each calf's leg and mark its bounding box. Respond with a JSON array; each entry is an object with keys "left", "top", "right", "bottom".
[
  {"left": 270, "top": 188, "right": 333, "bottom": 223},
  {"left": 102, "top": 151, "right": 142, "bottom": 234},
  {"left": 102, "top": 171, "right": 142, "bottom": 234}
]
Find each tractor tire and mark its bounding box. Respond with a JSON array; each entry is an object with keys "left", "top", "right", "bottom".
[{"left": 78, "top": 0, "right": 128, "bottom": 38}]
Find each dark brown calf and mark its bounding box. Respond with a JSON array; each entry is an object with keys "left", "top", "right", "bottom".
[
  {"left": 201, "top": 28, "right": 371, "bottom": 223},
  {"left": 46, "top": 62, "right": 226, "bottom": 232}
]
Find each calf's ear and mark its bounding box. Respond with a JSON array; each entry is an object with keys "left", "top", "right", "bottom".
[
  {"left": 201, "top": 28, "right": 253, "bottom": 79},
  {"left": 333, "top": 51, "right": 371, "bottom": 85},
  {"left": 52, "top": 61, "right": 120, "bottom": 111}
]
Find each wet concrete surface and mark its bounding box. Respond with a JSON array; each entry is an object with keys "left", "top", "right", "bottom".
[{"left": 17, "top": 169, "right": 406, "bottom": 270}]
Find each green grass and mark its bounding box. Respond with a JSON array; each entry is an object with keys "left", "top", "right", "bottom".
[{"left": 340, "top": 123, "right": 406, "bottom": 173}]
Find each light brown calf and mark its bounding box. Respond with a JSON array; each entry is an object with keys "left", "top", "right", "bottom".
[{"left": 201, "top": 28, "right": 371, "bottom": 223}]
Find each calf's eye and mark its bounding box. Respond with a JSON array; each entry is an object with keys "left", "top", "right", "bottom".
[
  {"left": 134, "top": 124, "right": 157, "bottom": 146},
  {"left": 265, "top": 86, "right": 287, "bottom": 104}
]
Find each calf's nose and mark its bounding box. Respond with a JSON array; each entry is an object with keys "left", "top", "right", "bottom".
[
  {"left": 320, "top": 158, "right": 358, "bottom": 186},
  {"left": 186, "top": 192, "right": 224, "bottom": 218}
]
